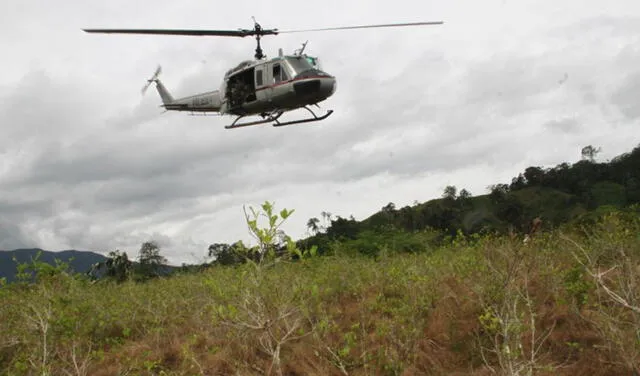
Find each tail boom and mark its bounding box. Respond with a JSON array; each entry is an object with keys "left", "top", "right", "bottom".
[
  {"left": 142, "top": 66, "right": 222, "bottom": 113},
  {"left": 161, "top": 90, "right": 222, "bottom": 113}
]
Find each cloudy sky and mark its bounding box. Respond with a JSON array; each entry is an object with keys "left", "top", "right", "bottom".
[{"left": 1, "top": 0, "right": 639, "bottom": 264}]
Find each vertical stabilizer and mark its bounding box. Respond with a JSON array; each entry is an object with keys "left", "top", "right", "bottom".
[
  {"left": 141, "top": 65, "right": 174, "bottom": 105},
  {"left": 154, "top": 80, "right": 174, "bottom": 105}
]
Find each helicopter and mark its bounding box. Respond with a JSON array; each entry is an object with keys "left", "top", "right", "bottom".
[{"left": 83, "top": 19, "right": 443, "bottom": 129}]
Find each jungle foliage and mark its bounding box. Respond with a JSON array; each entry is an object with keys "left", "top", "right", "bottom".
[
  {"left": 296, "top": 143, "right": 640, "bottom": 257},
  {"left": 1, "top": 144, "right": 640, "bottom": 375}
]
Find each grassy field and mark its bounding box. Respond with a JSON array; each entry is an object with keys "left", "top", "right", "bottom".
[{"left": 1, "top": 209, "right": 639, "bottom": 375}]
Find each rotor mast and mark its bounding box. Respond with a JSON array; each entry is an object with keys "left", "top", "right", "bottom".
[
  {"left": 252, "top": 18, "right": 266, "bottom": 60},
  {"left": 249, "top": 18, "right": 280, "bottom": 60}
]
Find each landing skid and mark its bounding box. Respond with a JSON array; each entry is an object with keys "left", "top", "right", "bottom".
[
  {"left": 223, "top": 106, "right": 333, "bottom": 130},
  {"left": 224, "top": 111, "right": 284, "bottom": 129},
  {"left": 272, "top": 106, "right": 333, "bottom": 127}
]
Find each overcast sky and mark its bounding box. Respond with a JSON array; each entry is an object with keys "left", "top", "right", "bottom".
[{"left": 1, "top": 0, "right": 639, "bottom": 264}]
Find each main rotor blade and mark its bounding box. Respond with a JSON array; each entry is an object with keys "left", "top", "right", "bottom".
[
  {"left": 277, "top": 21, "right": 443, "bottom": 33},
  {"left": 82, "top": 28, "right": 278, "bottom": 37}
]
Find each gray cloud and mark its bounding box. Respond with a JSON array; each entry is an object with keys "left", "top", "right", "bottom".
[
  {"left": 611, "top": 71, "right": 640, "bottom": 120},
  {"left": 0, "top": 219, "right": 30, "bottom": 250},
  {"left": 544, "top": 117, "right": 580, "bottom": 133}
]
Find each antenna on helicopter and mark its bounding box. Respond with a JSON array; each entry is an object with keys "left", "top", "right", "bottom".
[
  {"left": 141, "top": 65, "right": 162, "bottom": 95},
  {"left": 294, "top": 41, "right": 308, "bottom": 56}
]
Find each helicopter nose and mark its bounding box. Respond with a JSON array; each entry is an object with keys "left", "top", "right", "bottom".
[
  {"left": 315, "top": 76, "right": 336, "bottom": 99},
  {"left": 331, "top": 79, "right": 336, "bottom": 95},
  {"left": 325, "top": 76, "right": 337, "bottom": 96},
  {"left": 293, "top": 76, "right": 336, "bottom": 100}
]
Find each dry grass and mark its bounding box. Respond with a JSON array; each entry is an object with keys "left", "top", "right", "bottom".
[{"left": 1, "top": 210, "right": 638, "bottom": 375}]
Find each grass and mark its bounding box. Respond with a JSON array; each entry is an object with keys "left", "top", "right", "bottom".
[{"left": 1, "top": 209, "right": 639, "bottom": 375}]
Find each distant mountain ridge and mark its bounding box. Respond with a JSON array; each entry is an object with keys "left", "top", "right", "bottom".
[{"left": 0, "top": 248, "right": 107, "bottom": 283}]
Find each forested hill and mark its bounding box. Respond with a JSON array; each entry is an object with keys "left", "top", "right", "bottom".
[
  {"left": 299, "top": 144, "right": 640, "bottom": 253},
  {"left": 0, "top": 249, "right": 107, "bottom": 282}
]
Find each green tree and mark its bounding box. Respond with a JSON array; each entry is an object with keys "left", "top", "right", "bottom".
[
  {"left": 381, "top": 202, "right": 396, "bottom": 213},
  {"left": 307, "top": 217, "right": 321, "bottom": 235},
  {"left": 98, "top": 250, "right": 132, "bottom": 283},
  {"left": 326, "top": 215, "right": 360, "bottom": 241},
  {"left": 457, "top": 189, "right": 473, "bottom": 212},
  {"left": 442, "top": 185, "right": 457, "bottom": 200},
  {"left": 523, "top": 166, "right": 545, "bottom": 186},
  {"left": 320, "top": 211, "right": 333, "bottom": 231},
  {"left": 136, "top": 241, "right": 167, "bottom": 280},
  {"left": 458, "top": 189, "right": 472, "bottom": 200},
  {"left": 581, "top": 145, "right": 601, "bottom": 162},
  {"left": 208, "top": 243, "right": 230, "bottom": 259},
  {"left": 510, "top": 174, "right": 527, "bottom": 190},
  {"left": 489, "top": 184, "right": 510, "bottom": 202},
  {"left": 208, "top": 242, "right": 246, "bottom": 265}
]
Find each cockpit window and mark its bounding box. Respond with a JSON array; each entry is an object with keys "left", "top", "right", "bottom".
[
  {"left": 306, "top": 56, "right": 320, "bottom": 69},
  {"left": 272, "top": 63, "right": 289, "bottom": 83},
  {"left": 284, "top": 56, "right": 315, "bottom": 75}
]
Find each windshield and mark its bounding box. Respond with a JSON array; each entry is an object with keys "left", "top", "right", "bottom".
[
  {"left": 284, "top": 56, "right": 315, "bottom": 75},
  {"left": 305, "top": 56, "right": 321, "bottom": 70}
]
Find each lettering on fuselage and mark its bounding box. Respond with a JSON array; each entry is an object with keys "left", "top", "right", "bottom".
[{"left": 193, "top": 97, "right": 211, "bottom": 106}]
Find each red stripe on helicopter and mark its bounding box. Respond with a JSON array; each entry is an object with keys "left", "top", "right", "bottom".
[{"left": 254, "top": 76, "right": 330, "bottom": 92}]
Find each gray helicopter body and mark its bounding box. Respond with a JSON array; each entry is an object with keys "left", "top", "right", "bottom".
[{"left": 157, "top": 54, "right": 335, "bottom": 117}]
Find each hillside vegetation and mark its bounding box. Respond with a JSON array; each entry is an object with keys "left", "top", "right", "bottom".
[
  {"left": 298, "top": 144, "right": 640, "bottom": 255},
  {"left": 1, "top": 144, "right": 640, "bottom": 375},
  {"left": 0, "top": 250, "right": 107, "bottom": 283},
  {"left": 1, "top": 205, "right": 639, "bottom": 375}
]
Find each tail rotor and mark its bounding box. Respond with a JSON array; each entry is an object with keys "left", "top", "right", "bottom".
[{"left": 141, "top": 65, "right": 162, "bottom": 95}]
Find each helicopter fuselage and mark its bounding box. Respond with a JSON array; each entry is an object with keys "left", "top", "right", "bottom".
[{"left": 156, "top": 54, "right": 336, "bottom": 118}]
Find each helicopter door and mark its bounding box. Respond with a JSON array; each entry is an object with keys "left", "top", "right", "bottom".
[
  {"left": 266, "top": 62, "right": 289, "bottom": 103},
  {"left": 271, "top": 63, "right": 288, "bottom": 84},
  {"left": 255, "top": 67, "right": 268, "bottom": 102}
]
